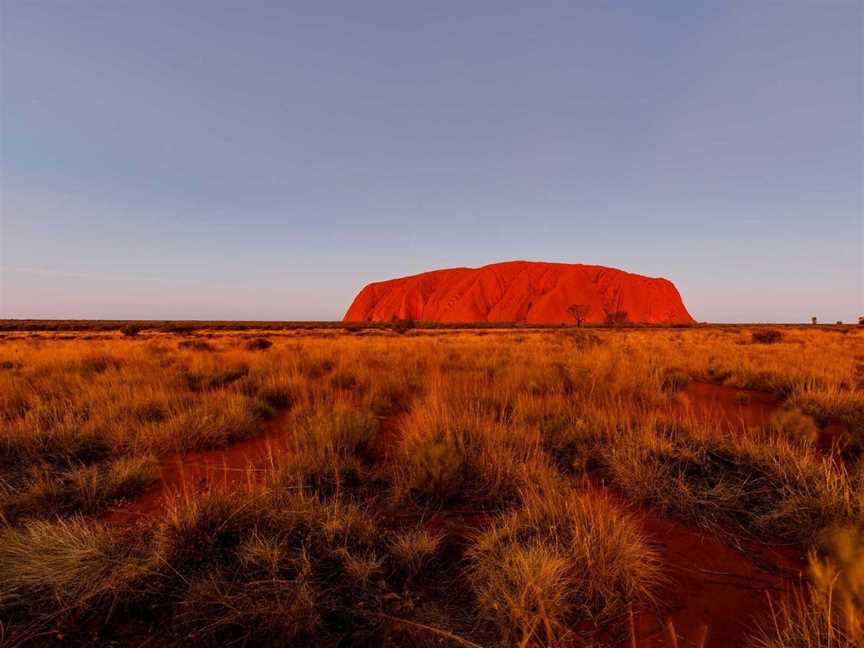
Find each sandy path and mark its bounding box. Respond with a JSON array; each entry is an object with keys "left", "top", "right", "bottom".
[{"left": 104, "top": 409, "right": 299, "bottom": 524}]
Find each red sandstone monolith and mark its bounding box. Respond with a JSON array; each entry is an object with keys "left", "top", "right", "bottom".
[{"left": 343, "top": 261, "right": 695, "bottom": 324}]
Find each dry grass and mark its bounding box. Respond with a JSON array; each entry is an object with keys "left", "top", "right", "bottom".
[
  {"left": 748, "top": 525, "right": 864, "bottom": 647},
  {"left": 599, "top": 418, "right": 860, "bottom": 543},
  {"left": 469, "top": 488, "right": 660, "bottom": 645},
  {"left": 0, "top": 454, "right": 158, "bottom": 523},
  {"left": 0, "top": 325, "right": 862, "bottom": 645},
  {"left": 391, "top": 377, "right": 559, "bottom": 506}
]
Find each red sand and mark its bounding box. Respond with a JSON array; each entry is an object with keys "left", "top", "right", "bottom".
[
  {"left": 678, "top": 382, "right": 849, "bottom": 452},
  {"left": 631, "top": 504, "right": 804, "bottom": 648},
  {"left": 344, "top": 260, "right": 695, "bottom": 324},
  {"left": 105, "top": 412, "right": 399, "bottom": 524},
  {"left": 104, "top": 411, "right": 297, "bottom": 524},
  {"left": 681, "top": 382, "right": 778, "bottom": 430}
]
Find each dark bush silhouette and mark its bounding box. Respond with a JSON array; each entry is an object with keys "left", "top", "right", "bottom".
[
  {"left": 162, "top": 323, "right": 196, "bottom": 334},
  {"left": 604, "top": 310, "right": 629, "bottom": 327},
  {"left": 391, "top": 319, "right": 416, "bottom": 335},
  {"left": 121, "top": 324, "right": 142, "bottom": 337},
  {"left": 567, "top": 304, "right": 590, "bottom": 327},
  {"left": 752, "top": 329, "right": 783, "bottom": 344},
  {"left": 178, "top": 339, "right": 214, "bottom": 352},
  {"left": 245, "top": 337, "right": 273, "bottom": 351}
]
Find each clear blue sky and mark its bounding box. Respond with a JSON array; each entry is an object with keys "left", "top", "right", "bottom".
[{"left": 1, "top": 1, "right": 861, "bottom": 322}]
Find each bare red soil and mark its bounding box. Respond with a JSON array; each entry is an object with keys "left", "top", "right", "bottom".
[
  {"left": 679, "top": 381, "right": 849, "bottom": 452},
  {"left": 343, "top": 261, "right": 695, "bottom": 325},
  {"left": 105, "top": 411, "right": 403, "bottom": 524},
  {"left": 681, "top": 382, "right": 778, "bottom": 430},
  {"left": 631, "top": 504, "right": 803, "bottom": 648},
  {"left": 104, "top": 411, "right": 296, "bottom": 524}
]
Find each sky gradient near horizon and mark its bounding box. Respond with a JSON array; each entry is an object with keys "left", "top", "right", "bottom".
[{"left": 1, "top": 1, "right": 862, "bottom": 323}]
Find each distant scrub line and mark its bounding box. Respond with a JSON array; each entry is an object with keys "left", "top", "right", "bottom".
[{"left": 10, "top": 318, "right": 855, "bottom": 333}]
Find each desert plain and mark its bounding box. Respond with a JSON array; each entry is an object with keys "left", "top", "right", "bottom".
[{"left": 0, "top": 322, "right": 861, "bottom": 647}]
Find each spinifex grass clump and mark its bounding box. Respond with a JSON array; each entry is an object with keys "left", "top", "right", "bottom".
[
  {"left": 601, "top": 418, "right": 861, "bottom": 543},
  {"left": 0, "top": 340, "right": 306, "bottom": 520},
  {"left": 156, "top": 489, "right": 389, "bottom": 645},
  {"left": 468, "top": 488, "right": 660, "bottom": 645},
  {"left": 0, "top": 517, "right": 146, "bottom": 620},
  {"left": 277, "top": 404, "right": 384, "bottom": 498},
  {"left": 0, "top": 483, "right": 468, "bottom": 647},
  {"left": 0, "top": 455, "right": 158, "bottom": 523},
  {"left": 392, "top": 388, "right": 558, "bottom": 507},
  {"left": 389, "top": 528, "right": 442, "bottom": 578},
  {"left": 810, "top": 525, "right": 864, "bottom": 643}
]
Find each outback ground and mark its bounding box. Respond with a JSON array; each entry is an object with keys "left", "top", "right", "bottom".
[{"left": 0, "top": 323, "right": 861, "bottom": 647}]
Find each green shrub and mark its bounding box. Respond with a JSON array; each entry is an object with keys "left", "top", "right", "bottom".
[
  {"left": 604, "top": 310, "right": 629, "bottom": 326},
  {"left": 391, "top": 319, "right": 416, "bottom": 334},
  {"left": 121, "top": 324, "right": 142, "bottom": 337}
]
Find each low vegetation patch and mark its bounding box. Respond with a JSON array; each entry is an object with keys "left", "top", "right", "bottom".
[
  {"left": 121, "top": 324, "right": 142, "bottom": 337},
  {"left": 752, "top": 328, "right": 784, "bottom": 344},
  {"left": 245, "top": 337, "right": 273, "bottom": 351},
  {"left": 468, "top": 489, "right": 660, "bottom": 644},
  {"left": 600, "top": 420, "right": 860, "bottom": 543},
  {"left": 178, "top": 339, "right": 215, "bottom": 352},
  {"left": 0, "top": 455, "right": 158, "bottom": 523},
  {"left": 0, "top": 325, "right": 861, "bottom": 645}
]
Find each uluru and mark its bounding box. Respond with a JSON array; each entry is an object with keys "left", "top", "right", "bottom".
[{"left": 344, "top": 261, "right": 695, "bottom": 325}]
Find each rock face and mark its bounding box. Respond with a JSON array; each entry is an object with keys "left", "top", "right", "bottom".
[{"left": 344, "top": 261, "right": 695, "bottom": 325}]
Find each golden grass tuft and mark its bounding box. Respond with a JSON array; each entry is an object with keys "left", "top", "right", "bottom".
[{"left": 469, "top": 488, "right": 660, "bottom": 645}]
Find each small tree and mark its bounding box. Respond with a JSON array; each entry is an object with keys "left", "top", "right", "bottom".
[
  {"left": 392, "top": 319, "right": 416, "bottom": 335},
  {"left": 121, "top": 324, "right": 141, "bottom": 337},
  {"left": 567, "top": 304, "right": 590, "bottom": 327},
  {"left": 604, "top": 310, "right": 629, "bottom": 327},
  {"left": 603, "top": 289, "right": 628, "bottom": 327}
]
